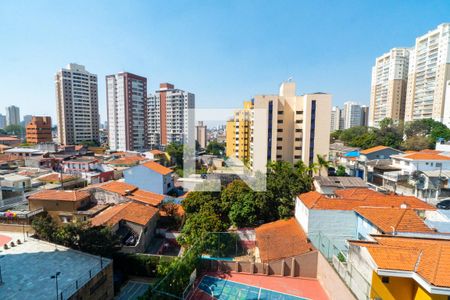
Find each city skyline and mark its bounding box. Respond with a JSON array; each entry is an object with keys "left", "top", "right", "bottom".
[{"left": 1, "top": 1, "right": 450, "bottom": 122}]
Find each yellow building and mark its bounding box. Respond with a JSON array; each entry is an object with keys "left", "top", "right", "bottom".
[
  {"left": 225, "top": 101, "right": 253, "bottom": 163},
  {"left": 348, "top": 236, "right": 450, "bottom": 300}
]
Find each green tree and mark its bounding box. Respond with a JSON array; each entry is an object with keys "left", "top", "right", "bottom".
[
  {"left": 79, "top": 140, "right": 99, "bottom": 147},
  {"left": 316, "top": 154, "right": 331, "bottom": 176},
  {"left": 4, "top": 124, "right": 24, "bottom": 136},
  {"left": 166, "top": 142, "right": 184, "bottom": 167},
  {"left": 336, "top": 165, "right": 347, "bottom": 176},
  {"left": 31, "top": 214, "right": 58, "bottom": 241},
  {"left": 206, "top": 140, "right": 225, "bottom": 156},
  {"left": 401, "top": 135, "right": 431, "bottom": 151},
  {"left": 228, "top": 193, "right": 258, "bottom": 227}
]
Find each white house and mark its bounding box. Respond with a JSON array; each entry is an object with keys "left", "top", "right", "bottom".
[
  {"left": 390, "top": 151, "right": 450, "bottom": 175},
  {"left": 124, "top": 161, "right": 174, "bottom": 194},
  {"left": 294, "top": 189, "right": 434, "bottom": 256}
]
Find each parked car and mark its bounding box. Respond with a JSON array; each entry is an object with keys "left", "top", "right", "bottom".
[{"left": 436, "top": 199, "right": 450, "bottom": 209}]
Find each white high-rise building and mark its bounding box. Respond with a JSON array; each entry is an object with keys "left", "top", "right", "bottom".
[
  {"left": 369, "top": 48, "right": 410, "bottom": 127},
  {"left": 5, "top": 105, "right": 20, "bottom": 126},
  {"left": 147, "top": 83, "right": 195, "bottom": 148},
  {"left": 55, "top": 64, "right": 99, "bottom": 145},
  {"left": 330, "top": 106, "right": 342, "bottom": 131},
  {"left": 405, "top": 23, "right": 450, "bottom": 126},
  {"left": 106, "top": 72, "right": 147, "bottom": 151},
  {"left": 343, "top": 101, "right": 362, "bottom": 129}
]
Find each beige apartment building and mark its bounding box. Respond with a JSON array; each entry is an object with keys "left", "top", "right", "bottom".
[
  {"left": 250, "top": 81, "right": 331, "bottom": 173},
  {"left": 404, "top": 23, "right": 450, "bottom": 126},
  {"left": 369, "top": 48, "right": 410, "bottom": 128}
]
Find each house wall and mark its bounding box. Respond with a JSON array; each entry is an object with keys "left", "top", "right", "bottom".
[
  {"left": 361, "top": 148, "right": 402, "bottom": 161},
  {"left": 124, "top": 165, "right": 165, "bottom": 194},
  {"left": 67, "top": 261, "right": 114, "bottom": 300},
  {"left": 356, "top": 215, "right": 381, "bottom": 241},
  {"left": 308, "top": 209, "right": 358, "bottom": 251},
  {"left": 294, "top": 197, "right": 309, "bottom": 233},
  {"left": 316, "top": 251, "right": 357, "bottom": 300},
  {"left": 371, "top": 272, "right": 415, "bottom": 300},
  {"left": 29, "top": 199, "right": 83, "bottom": 213}
]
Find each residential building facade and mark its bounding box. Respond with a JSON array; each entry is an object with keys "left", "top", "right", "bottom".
[
  {"left": 250, "top": 81, "right": 331, "bottom": 172},
  {"left": 55, "top": 63, "right": 99, "bottom": 145},
  {"left": 147, "top": 83, "right": 195, "bottom": 148},
  {"left": 225, "top": 100, "right": 253, "bottom": 162},
  {"left": 342, "top": 101, "right": 362, "bottom": 129},
  {"left": 106, "top": 72, "right": 147, "bottom": 151},
  {"left": 5, "top": 105, "right": 20, "bottom": 126},
  {"left": 0, "top": 114, "right": 6, "bottom": 129},
  {"left": 404, "top": 23, "right": 450, "bottom": 126},
  {"left": 330, "top": 106, "right": 342, "bottom": 132},
  {"left": 195, "top": 121, "right": 207, "bottom": 149},
  {"left": 26, "top": 116, "right": 52, "bottom": 144},
  {"left": 369, "top": 48, "right": 410, "bottom": 127}
]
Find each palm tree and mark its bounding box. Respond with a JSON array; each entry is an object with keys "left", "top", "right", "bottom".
[{"left": 316, "top": 154, "right": 331, "bottom": 176}]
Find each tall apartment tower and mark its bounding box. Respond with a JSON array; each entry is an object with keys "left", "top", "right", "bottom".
[
  {"left": 369, "top": 48, "right": 410, "bottom": 128},
  {"left": 26, "top": 116, "right": 52, "bottom": 144},
  {"left": 343, "top": 101, "right": 362, "bottom": 129},
  {"left": 330, "top": 106, "right": 342, "bottom": 132},
  {"left": 226, "top": 101, "right": 253, "bottom": 161},
  {"left": 147, "top": 83, "right": 195, "bottom": 148},
  {"left": 55, "top": 64, "right": 99, "bottom": 145},
  {"left": 360, "top": 105, "right": 369, "bottom": 126},
  {"left": 405, "top": 23, "right": 450, "bottom": 126},
  {"left": 250, "top": 81, "right": 331, "bottom": 172},
  {"left": 106, "top": 72, "right": 147, "bottom": 151},
  {"left": 0, "top": 114, "right": 6, "bottom": 129},
  {"left": 195, "top": 121, "right": 207, "bottom": 149},
  {"left": 5, "top": 105, "right": 20, "bottom": 126}
]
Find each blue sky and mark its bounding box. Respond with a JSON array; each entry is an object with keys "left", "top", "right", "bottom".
[{"left": 1, "top": 0, "right": 449, "bottom": 122}]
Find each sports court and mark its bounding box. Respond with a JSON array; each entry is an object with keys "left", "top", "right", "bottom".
[
  {"left": 192, "top": 275, "right": 310, "bottom": 300},
  {"left": 116, "top": 280, "right": 151, "bottom": 300}
]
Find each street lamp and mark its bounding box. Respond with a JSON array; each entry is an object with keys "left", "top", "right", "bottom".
[{"left": 50, "top": 271, "right": 61, "bottom": 300}]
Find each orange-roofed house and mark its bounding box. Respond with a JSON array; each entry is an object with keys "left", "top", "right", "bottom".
[
  {"left": 294, "top": 188, "right": 435, "bottom": 255},
  {"left": 90, "top": 202, "right": 159, "bottom": 253},
  {"left": 354, "top": 207, "right": 435, "bottom": 241},
  {"left": 359, "top": 146, "right": 403, "bottom": 162},
  {"left": 87, "top": 180, "right": 166, "bottom": 208},
  {"left": 346, "top": 236, "right": 450, "bottom": 299},
  {"left": 107, "top": 155, "right": 147, "bottom": 167},
  {"left": 27, "top": 190, "right": 107, "bottom": 223},
  {"left": 123, "top": 161, "right": 174, "bottom": 194},
  {"left": 255, "top": 218, "right": 315, "bottom": 263},
  {"left": 391, "top": 150, "right": 450, "bottom": 174}
]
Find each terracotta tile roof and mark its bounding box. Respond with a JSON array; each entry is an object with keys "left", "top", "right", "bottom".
[
  {"left": 95, "top": 181, "right": 164, "bottom": 207},
  {"left": 28, "top": 190, "right": 90, "bottom": 202},
  {"left": 90, "top": 202, "right": 159, "bottom": 227},
  {"left": 142, "top": 161, "right": 173, "bottom": 175},
  {"left": 354, "top": 207, "right": 434, "bottom": 234},
  {"left": 255, "top": 218, "right": 314, "bottom": 262},
  {"left": 97, "top": 181, "right": 138, "bottom": 195},
  {"left": 399, "top": 152, "right": 450, "bottom": 161},
  {"left": 420, "top": 149, "right": 443, "bottom": 154},
  {"left": 350, "top": 236, "right": 450, "bottom": 288},
  {"left": 360, "top": 146, "right": 390, "bottom": 155},
  {"left": 37, "top": 173, "right": 76, "bottom": 183},
  {"left": 150, "top": 149, "right": 165, "bottom": 155},
  {"left": 127, "top": 189, "right": 165, "bottom": 207},
  {"left": 108, "top": 156, "right": 145, "bottom": 165},
  {"left": 298, "top": 189, "right": 434, "bottom": 211}
]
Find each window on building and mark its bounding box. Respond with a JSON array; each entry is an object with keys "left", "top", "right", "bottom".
[
  {"left": 277, "top": 146, "right": 282, "bottom": 150},
  {"left": 382, "top": 277, "right": 390, "bottom": 284},
  {"left": 296, "top": 111, "right": 303, "bottom": 114},
  {"left": 277, "top": 138, "right": 283, "bottom": 141},
  {"left": 277, "top": 120, "right": 283, "bottom": 124},
  {"left": 277, "top": 129, "right": 283, "bottom": 132}
]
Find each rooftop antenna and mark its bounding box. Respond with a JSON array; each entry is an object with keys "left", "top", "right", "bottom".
[{"left": 288, "top": 76, "right": 293, "bottom": 82}]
